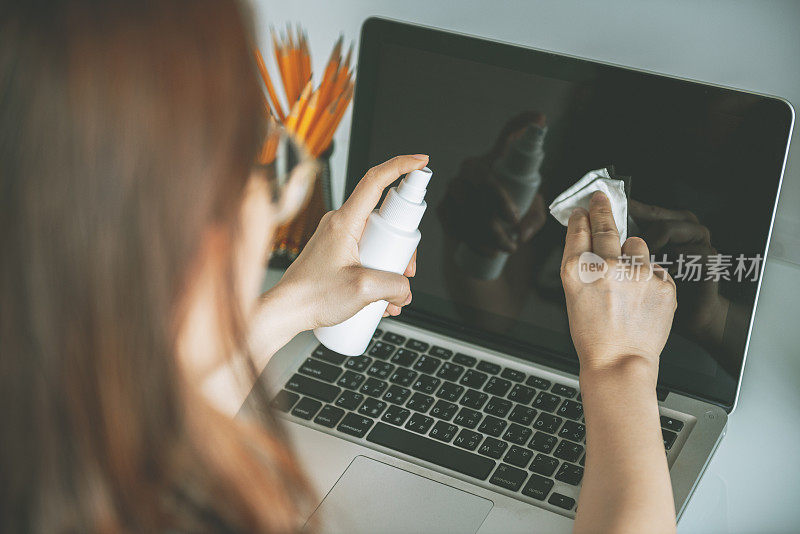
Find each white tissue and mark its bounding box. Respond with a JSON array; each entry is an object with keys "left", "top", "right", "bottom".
[{"left": 549, "top": 168, "right": 627, "bottom": 244}]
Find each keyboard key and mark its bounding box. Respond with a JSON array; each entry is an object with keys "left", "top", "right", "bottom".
[
  {"left": 453, "top": 407, "right": 482, "bottom": 429},
  {"left": 460, "top": 389, "right": 489, "bottom": 410},
  {"left": 429, "top": 421, "right": 458, "bottom": 443},
  {"left": 579, "top": 454, "right": 585, "bottom": 466},
  {"left": 508, "top": 405, "right": 537, "bottom": 426},
  {"left": 548, "top": 493, "right": 575, "bottom": 510},
  {"left": 490, "top": 463, "right": 527, "bottom": 491},
  {"left": 555, "top": 462, "right": 584, "bottom": 486},
  {"left": 554, "top": 440, "right": 584, "bottom": 463},
  {"left": 367, "top": 422, "right": 496, "bottom": 480},
  {"left": 663, "top": 429, "right": 678, "bottom": 450},
  {"left": 453, "top": 353, "right": 477, "bottom": 366},
  {"left": 406, "top": 338, "right": 429, "bottom": 352},
  {"left": 390, "top": 348, "right": 418, "bottom": 367},
  {"left": 504, "top": 445, "right": 534, "bottom": 468},
  {"left": 559, "top": 420, "right": 586, "bottom": 442},
  {"left": 291, "top": 397, "right": 322, "bottom": 420},
  {"left": 436, "top": 381, "right": 465, "bottom": 402},
  {"left": 484, "top": 396, "right": 512, "bottom": 417},
  {"left": 557, "top": 399, "right": 584, "bottom": 420},
  {"left": 430, "top": 346, "right": 453, "bottom": 359},
  {"left": 478, "top": 415, "right": 507, "bottom": 437},
  {"left": 508, "top": 384, "right": 536, "bottom": 404},
  {"left": 526, "top": 375, "right": 551, "bottom": 390},
  {"left": 367, "top": 361, "right": 395, "bottom": 380},
  {"left": 484, "top": 376, "right": 512, "bottom": 396},
  {"left": 337, "top": 370, "right": 365, "bottom": 390},
  {"left": 453, "top": 429, "right": 483, "bottom": 451},
  {"left": 436, "top": 362, "right": 465, "bottom": 382},
  {"left": 382, "top": 385, "right": 411, "bottom": 405},
  {"left": 477, "top": 361, "right": 501, "bottom": 375},
  {"left": 406, "top": 392, "right": 434, "bottom": 413},
  {"left": 314, "top": 405, "right": 345, "bottom": 428},
  {"left": 359, "top": 377, "right": 388, "bottom": 397},
  {"left": 405, "top": 413, "right": 434, "bottom": 434},
  {"left": 389, "top": 368, "right": 417, "bottom": 387},
  {"left": 337, "top": 413, "right": 374, "bottom": 438},
  {"left": 285, "top": 374, "right": 341, "bottom": 403},
  {"left": 382, "top": 405, "right": 411, "bottom": 426},
  {"left": 661, "top": 416, "right": 684, "bottom": 432},
  {"left": 412, "top": 374, "right": 440, "bottom": 394},
  {"left": 459, "top": 369, "right": 488, "bottom": 389},
  {"left": 345, "top": 355, "right": 372, "bottom": 372},
  {"left": 430, "top": 400, "right": 458, "bottom": 421},
  {"left": 413, "top": 355, "right": 442, "bottom": 374},
  {"left": 530, "top": 454, "right": 559, "bottom": 476},
  {"left": 335, "top": 390, "right": 365, "bottom": 411},
  {"left": 359, "top": 397, "right": 387, "bottom": 418},
  {"left": 501, "top": 368, "right": 526, "bottom": 382},
  {"left": 373, "top": 328, "right": 383, "bottom": 338},
  {"left": 533, "top": 413, "right": 563, "bottom": 434},
  {"left": 311, "top": 345, "right": 347, "bottom": 365},
  {"left": 551, "top": 383, "right": 577, "bottom": 398},
  {"left": 369, "top": 342, "right": 395, "bottom": 360},
  {"left": 503, "top": 423, "right": 533, "bottom": 445},
  {"left": 271, "top": 390, "right": 299, "bottom": 412},
  {"left": 478, "top": 437, "right": 508, "bottom": 459},
  {"left": 532, "top": 392, "right": 561, "bottom": 412},
  {"left": 529, "top": 431, "right": 558, "bottom": 453},
  {"left": 383, "top": 331, "right": 406, "bottom": 345},
  {"left": 522, "top": 473, "right": 554, "bottom": 500},
  {"left": 299, "top": 357, "right": 343, "bottom": 383}
]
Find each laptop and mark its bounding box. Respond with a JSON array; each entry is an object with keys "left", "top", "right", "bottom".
[{"left": 243, "top": 18, "right": 794, "bottom": 533}]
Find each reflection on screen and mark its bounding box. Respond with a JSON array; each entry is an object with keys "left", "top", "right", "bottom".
[{"left": 360, "top": 43, "right": 789, "bottom": 407}]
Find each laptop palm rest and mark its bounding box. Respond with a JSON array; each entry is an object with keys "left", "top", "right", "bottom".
[{"left": 307, "top": 455, "right": 493, "bottom": 534}]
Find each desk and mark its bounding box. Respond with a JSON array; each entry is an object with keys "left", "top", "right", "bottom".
[{"left": 253, "top": 1, "right": 800, "bottom": 529}]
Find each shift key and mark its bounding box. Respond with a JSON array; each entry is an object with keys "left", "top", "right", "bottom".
[{"left": 285, "top": 374, "right": 341, "bottom": 403}]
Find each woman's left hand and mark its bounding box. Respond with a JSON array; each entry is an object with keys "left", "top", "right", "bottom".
[{"left": 270, "top": 154, "right": 429, "bottom": 332}]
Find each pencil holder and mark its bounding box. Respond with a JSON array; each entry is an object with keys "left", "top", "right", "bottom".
[{"left": 269, "top": 142, "right": 335, "bottom": 269}]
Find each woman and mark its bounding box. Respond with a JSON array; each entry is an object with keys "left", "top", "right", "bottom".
[{"left": 0, "top": 1, "right": 677, "bottom": 532}]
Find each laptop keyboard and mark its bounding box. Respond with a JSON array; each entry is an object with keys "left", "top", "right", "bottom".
[{"left": 272, "top": 329, "right": 686, "bottom": 514}]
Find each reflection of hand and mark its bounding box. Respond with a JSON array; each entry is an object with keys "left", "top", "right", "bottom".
[
  {"left": 629, "top": 199, "right": 729, "bottom": 339},
  {"left": 273, "top": 155, "right": 427, "bottom": 329},
  {"left": 438, "top": 112, "right": 547, "bottom": 256},
  {"left": 561, "top": 192, "right": 676, "bottom": 377}
]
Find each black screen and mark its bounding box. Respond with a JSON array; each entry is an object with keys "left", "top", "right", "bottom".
[{"left": 347, "top": 19, "right": 793, "bottom": 410}]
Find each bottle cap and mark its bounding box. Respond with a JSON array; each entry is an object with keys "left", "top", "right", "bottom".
[{"left": 397, "top": 167, "right": 433, "bottom": 204}]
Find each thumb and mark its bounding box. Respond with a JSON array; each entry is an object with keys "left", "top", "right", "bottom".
[{"left": 348, "top": 266, "right": 412, "bottom": 308}]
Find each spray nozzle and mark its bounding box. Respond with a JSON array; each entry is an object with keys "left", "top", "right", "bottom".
[{"left": 397, "top": 166, "right": 433, "bottom": 204}]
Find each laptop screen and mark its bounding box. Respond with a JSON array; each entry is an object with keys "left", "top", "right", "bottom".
[{"left": 346, "top": 19, "right": 793, "bottom": 410}]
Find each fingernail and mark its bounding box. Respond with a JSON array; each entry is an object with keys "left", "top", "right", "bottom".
[{"left": 411, "top": 154, "right": 429, "bottom": 160}]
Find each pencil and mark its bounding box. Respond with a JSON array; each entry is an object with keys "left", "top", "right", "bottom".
[
  {"left": 296, "top": 89, "right": 319, "bottom": 141},
  {"left": 253, "top": 48, "right": 286, "bottom": 121},
  {"left": 285, "top": 79, "right": 313, "bottom": 133}
]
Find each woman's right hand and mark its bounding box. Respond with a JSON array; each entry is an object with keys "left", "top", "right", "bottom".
[{"left": 560, "top": 192, "right": 677, "bottom": 378}]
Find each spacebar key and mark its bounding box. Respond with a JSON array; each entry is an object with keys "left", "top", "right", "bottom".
[{"left": 367, "top": 422, "right": 495, "bottom": 480}]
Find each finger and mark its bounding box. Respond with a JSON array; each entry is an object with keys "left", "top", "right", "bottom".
[
  {"left": 489, "top": 218, "right": 518, "bottom": 253},
  {"left": 629, "top": 198, "right": 698, "bottom": 223},
  {"left": 643, "top": 221, "right": 711, "bottom": 252},
  {"left": 489, "top": 181, "right": 520, "bottom": 224},
  {"left": 561, "top": 207, "right": 591, "bottom": 268},
  {"left": 652, "top": 262, "right": 677, "bottom": 290},
  {"left": 339, "top": 155, "right": 429, "bottom": 225},
  {"left": 385, "top": 303, "right": 402, "bottom": 316},
  {"left": 404, "top": 250, "right": 417, "bottom": 277},
  {"left": 351, "top": 266, "right": 411, "bottom": 307},
  {"left": 589, "top": 191, "right": 621, "bottom": 260},
  {"left": 621, "top": 236, "right": 651, "bottom": 266}
]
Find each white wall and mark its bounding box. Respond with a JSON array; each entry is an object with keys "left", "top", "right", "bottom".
[{"left": 253, "top": 0, "right": 800, "bottom": 265}]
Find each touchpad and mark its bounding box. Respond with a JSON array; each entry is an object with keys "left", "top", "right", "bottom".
[{"left": 307, "top": 456, "right": 493, "bottom": 534}]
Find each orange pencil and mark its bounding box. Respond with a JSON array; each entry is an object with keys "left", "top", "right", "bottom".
[
  {"left": 285, "top": 80, "right": 312, "bottom": 133},
  {"left": 295, "top": 89, "right": 319, "bottom": 142},
  {"left": 253, "top": 48, "right": 286, "bottom": 121},
  {"left": 313, "top": 83, "right": 353, "bottom": 156}
]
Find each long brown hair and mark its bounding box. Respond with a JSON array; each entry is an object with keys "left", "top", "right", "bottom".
[{"left": 0, "top": 1, "right": 311, "bottom": 531}]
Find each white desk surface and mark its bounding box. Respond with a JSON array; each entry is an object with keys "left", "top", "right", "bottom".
[{"left": 255, "top": 1, "right": 800, "bottom": 530}]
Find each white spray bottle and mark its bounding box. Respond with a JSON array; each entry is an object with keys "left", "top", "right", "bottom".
[{"left": 314, "top": 167, "right": 434, "bottom": 356}]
